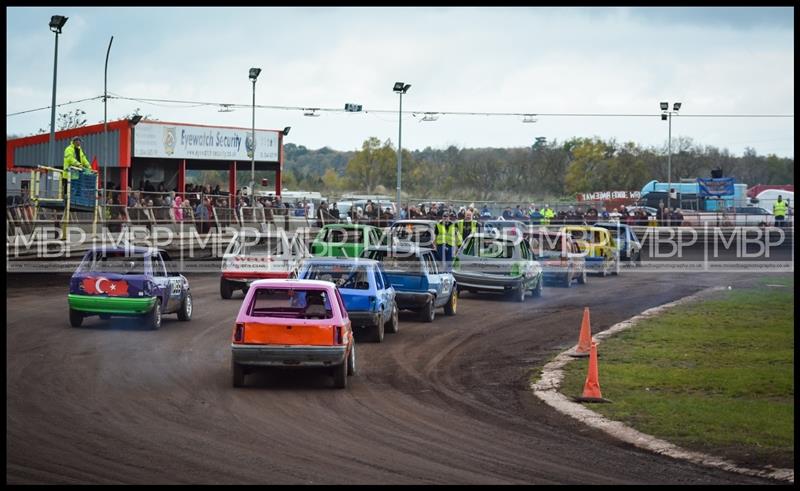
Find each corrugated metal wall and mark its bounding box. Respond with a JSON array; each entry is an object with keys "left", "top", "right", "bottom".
[{"left": 13, "top": 129, "right": 121, "bottom": 168}]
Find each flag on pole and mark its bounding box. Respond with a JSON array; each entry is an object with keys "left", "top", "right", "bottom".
[{"left": 91, "top": 156, "right": 99, "bottom": 172}]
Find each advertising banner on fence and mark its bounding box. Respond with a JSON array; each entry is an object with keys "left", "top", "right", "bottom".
[
  {"left": 576, "top": 190, "right": 642, "bottom": 201},
  {"left": 133, "top": 121, "right": 280, "bottom": 162},
  {"left": 697, "top": 178, "right": 735, "bottom": 197}
]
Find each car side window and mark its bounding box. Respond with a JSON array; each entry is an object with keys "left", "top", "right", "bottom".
[
  {"left": 335, "top": 289, "right": 348, "bottom": 319},
  {"left": 154, "top": 254, "right": 168, "bottom": 277},
  {"left": 520, "top": 240, "right": 531, "bottom": 260},
  {"left": 374, "top": 268, "right": 384, "bottom": 290},
  {"left": 423, "top": 252, "right": 438, "bottom": 274}
]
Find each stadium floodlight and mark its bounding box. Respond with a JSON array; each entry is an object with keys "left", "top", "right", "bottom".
[
  {"left": 660, "top": 102, "right": 669, "bottom": 111},
  {"left": 49, "top": 15, "right": 67, "bottom": 33},
  {"left": 673, "top": 102, "right": 682, "bottom": 111}
]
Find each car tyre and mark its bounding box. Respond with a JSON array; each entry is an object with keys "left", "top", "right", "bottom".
[
  {"left": 372, "top": 319, "right": 385, "bottom": 343},
  {"left": 146, "top": 300, "right": 162, "bottom": 330},
  {"left": 177, "top": 292, "right": 193, "bottom": 321},
  {"left": 232, "top": 360, "right": 245, "bottom": 387},
  {"left": 220, "top": 278, "right": 233, "bottom": 299},
  {"left": 563, "top": 270, "right": 573, "bottom": 288},
  {"left": 347, "top": 345, "right": 356, "bottom": 376},
  {"left": 578, "top": 267, "right": 588, "bottom": 285},
  {"left": 444, "top": 286, "right": 458, "bottom": 316},
  {"left": 420, "top": 298, "right": 436, "bottom": 323},
  {"left": 611, "top": 258, "right": 619, "bottom": 276},
  {"left": 69, "top": 308, "right": 83, "bottom": 328},
  {"left": 532, "top": 277, "right": 543, "bottom": 298},
  {"left": 385, "top": 303, "right": 399, "bottom": 334},
  {"left": 333, "top": 359, "right": 348, "bottom": 389},
  {"left": 516, "top": 284, "right": 526, "bottom": 302}
]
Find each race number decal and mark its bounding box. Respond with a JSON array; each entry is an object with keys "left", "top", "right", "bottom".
[{"left": 170, "top": 279, "right": 182, "bottom": 296}]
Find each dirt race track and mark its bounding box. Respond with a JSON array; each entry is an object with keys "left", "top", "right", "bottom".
[{"left": 6, "top": 266, "right": 790, "bottom": 484}]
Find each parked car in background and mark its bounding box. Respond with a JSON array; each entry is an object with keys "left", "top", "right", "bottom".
[
  {"left": 220, "top": 230, "right": 310, "bottom": 299},
  {"left": 297, "top": 258, "right": 398, "bottom": 342},
  {"left": 230, "top": 279, "right": 355, "bottom": 389},
  {"left": 68, "top": 246, "right": 192, "bottom": 329},
  {"left": 530, "top": 231, "right": 587, "bottom": 287},
  {"left": 361, "top": 245, "right": 457, "bottom": 322},
  {"left": 452, "top": 233, "right": 543, "bottom": 301},
  {"left": 561, "top": 225, "right": 619, "bottom": 277},
  {"left": 310, "top": 223, "right": 384, "bottom": 258},
  {"left": 593, "top": 222, "right": 642, "bottom": 266}
]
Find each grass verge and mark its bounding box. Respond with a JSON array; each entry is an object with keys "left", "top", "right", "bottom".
[{"left": 559, "top": 277, "right": 794, "bottom": 469}]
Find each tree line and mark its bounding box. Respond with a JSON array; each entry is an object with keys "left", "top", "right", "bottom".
[{"left": 283, "top": 137, "right": 794, "bottom": 201}]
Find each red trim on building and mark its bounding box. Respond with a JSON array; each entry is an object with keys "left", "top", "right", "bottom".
[
  {"left": 6, "top": 120, "right": 132, "bottom": 170},
  {"left": 229, "top": 162, "right": 237, "bottom": 204}
]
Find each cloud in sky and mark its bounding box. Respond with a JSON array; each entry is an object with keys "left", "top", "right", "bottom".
[{"left": 6, "top": 6, "right": 794, "bottom": 157}]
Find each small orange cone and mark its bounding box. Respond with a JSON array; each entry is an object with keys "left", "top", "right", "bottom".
[
  {"left": 575, "top": 342, "right": 611, "bottom": 403},
  {"left": 569, "top": 307, "right": 593, "bottom": 357}
]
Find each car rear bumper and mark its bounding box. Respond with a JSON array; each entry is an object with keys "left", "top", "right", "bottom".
[
  {"left": 68, "top": 294, "right": 156, "bottom": 314},
  {"left": 231, "top": 344, "right": 347, "bottom": 367},
  {"left": 395, "top": 291, "right": 432, "bottom": 309},
  {"left": 348, "top": 311, "right": 382, "bottom": 327},
  {"left": 452, "top": 272, "right": 523, "bottom": 291}
]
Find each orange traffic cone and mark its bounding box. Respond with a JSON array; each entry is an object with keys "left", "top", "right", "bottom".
[
  {"left": 569, "top": 307, "right": 593, "bottom": 357},
  {"left": 575, "top": 342, "right": 611, "bottom": 403}
]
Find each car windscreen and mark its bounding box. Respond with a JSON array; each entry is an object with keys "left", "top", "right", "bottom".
[
  {"left": 322, "top": 228, "right": 366, "bottom": 244},
  {"left": 474, "top": 238, "right": 515, "bottom": 258},
  {"left": 365, "top": 250, "right": 423, "bottom": 273},
  {"left": 248, "top": 288, "right": 333, "bottom": 319},
  {"left": 78, "top": 251, "right": 147, "bottom": 274},
  {"left": 300, "top": 263, "right": 370, "bottom": 290},
  {"left": 568, "top": 230, "right": 600, "bottom": 243}
]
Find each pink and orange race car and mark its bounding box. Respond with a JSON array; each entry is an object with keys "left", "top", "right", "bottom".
[{"left": 230, "top": 279, "right": 355, "bottom": 389}]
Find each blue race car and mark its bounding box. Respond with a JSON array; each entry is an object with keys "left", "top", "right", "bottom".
[
  {"left": 296, "top": 257, "right": 398, "bottom": 343},
  {"left": 361, "top": 245, "right": 457, "bottom": 323},
  {"left": 594, "top": 222, "right": 643, "bottom": 266}
]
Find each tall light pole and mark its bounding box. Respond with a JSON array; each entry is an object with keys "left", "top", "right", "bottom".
[
  {"left": 48, "top": 15, "right": 68, "bottom": 168},
  {"left": 103, "top": 36, "right": 113, "bottom": 192},
  {"left": 393, "top": 82, "right": 411, "bottom": 219},
  {"left": 660, "top": 101, "right": 682, "bottom": 211},
  {"left": 249, "top": 67, "right": 261, "bottom": 198}
]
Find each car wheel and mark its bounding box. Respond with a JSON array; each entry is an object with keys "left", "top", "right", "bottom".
[
  {"left": 420, "top": 298, "right": 436, "bottom": 323},
  {"left": 373, "top": 319, "right": 385, "bottom": 343},
  {"left": 516, "top": 284, "right": 526, "bottom": 302},
  {"left": 220, "top": 278, "right": 233, "bottom": 299},
  {"left": 578, "top": 268, "right": 588, "bottom": 285},
  {"left": 532, "top": 277, "right": 543, "bottom": 298},
  {"left": 611, "top": 258, "right": 619, "bottom": 276},
  {"left": 232, "top": 360, "right": 245, "bottom": 387},
  {"left": 347, "top": 345, "right": 356, "bottom": 376},
  {"left": 177, "top": 292, "right": 193, "bottom": 321},
  {"left": 333, "top": 358, "right": 348, "bottom": 389},
  {"left": 146, "top": 300, "right": 162, "bottom": 330},
  {"left": 69, "top": 308, "right": 83, "bottom": 328},
  {"left": 563, "top": 270, "right": 573, "bottom": 288},
  {"left": 636, "top": 251, "right": 643, "bottom": 266},
  {"left": 385, "top": 303, "right": 399, "bottom": 334},
  {"left": 600, "top": 261, "right": 608, "bottom": 277},
  {"left": 444, "top": 286, "right": 458, "bottom": 316}
]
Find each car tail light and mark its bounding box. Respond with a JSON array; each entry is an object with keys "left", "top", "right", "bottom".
[
  {"left": 333, "top": 325, "right": 344, "bottom": 345},
  {"left": 234, "top": 323, "right": 244, "bottom": 342}
]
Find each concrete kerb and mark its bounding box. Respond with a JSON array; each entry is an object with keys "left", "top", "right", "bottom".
[{"left": 530, "top": 287, "right": 794, "bottom": 483}]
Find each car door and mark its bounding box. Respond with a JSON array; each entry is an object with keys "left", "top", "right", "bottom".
[
  {"left": 380, "top": 266, "right": 396, "bottom": 311},
  {"left": 150, "top": 252, "right": 173, "bottom": 312},
  {"left": 423, "top": 250, "right": 449, "bottom": 307},
  {"left": 160, "top": 251, "right": 186, "bottom": 314},
  {"left": 372, "top": 265, "right": 390, "bottom": 324},
  {"left": 519, "top": 239, "right": 538, "bottom": 286}
]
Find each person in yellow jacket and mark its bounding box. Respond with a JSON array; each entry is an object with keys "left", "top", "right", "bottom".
[
  {"left": 435, "top": 212, "right": 462, "bottom": 267},
  {"left": 63, "top": 136, "right": 93, "bottom": 177},
  {"left": 541, "top": 204, "right": 555, "bottom": 226},
  {"left": 773, "top": 195, "right": 788, "bottom": 228}
]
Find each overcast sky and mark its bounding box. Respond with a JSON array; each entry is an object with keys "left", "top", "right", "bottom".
[{"left": 6, "top": 6, "right": 795, "bottom": 158}]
